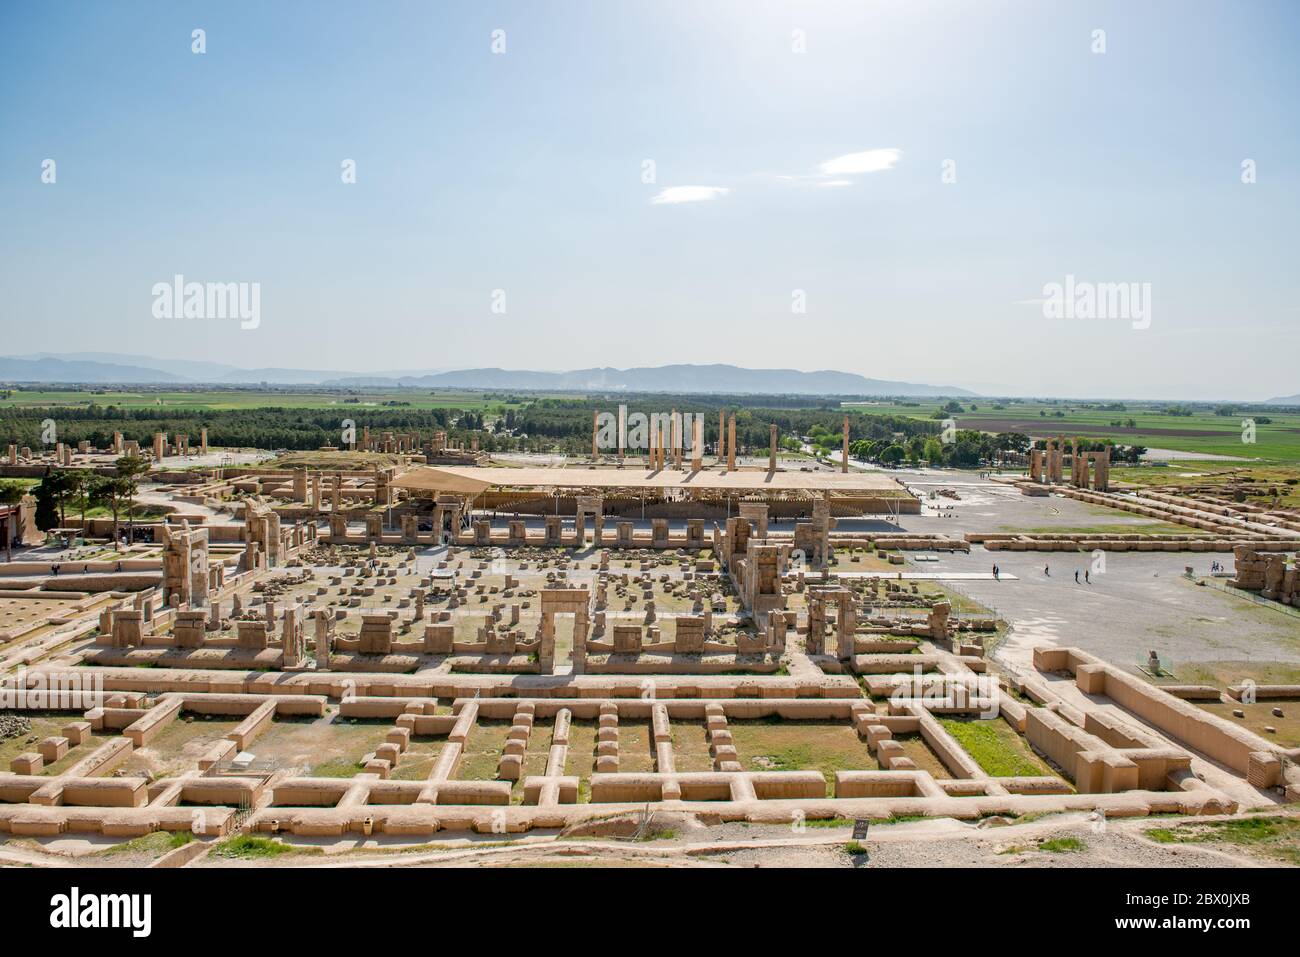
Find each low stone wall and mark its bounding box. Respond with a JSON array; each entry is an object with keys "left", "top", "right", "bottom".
[{"left": 1033, "top": 647, "right": 1289, "bottom": 786}]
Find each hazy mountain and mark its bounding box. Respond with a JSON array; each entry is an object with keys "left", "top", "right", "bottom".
[
  {"left": 12, "top": 352, "right": 413, "bottom": 386},
  {"left": 1, "top": 353, "right": 976, "bottom": 397},
  {"left": 0, "top": 356, "right": 190, "bottom": 384},
  {"left": 15, "top": 352, "right": 242, "bottom": 382},
  {"left": 1265, "top": 394, "right": 1300, "bottom": 405},
  {"left": 325, "top": 365, "right": 977, "bottom": 396}
]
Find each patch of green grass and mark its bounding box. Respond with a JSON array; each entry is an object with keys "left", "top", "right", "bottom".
[
  {"left": 310, "top": 758, "right": 363, "bottom": 778},
  {"left": 1142, "top": 815, "right": 1300, "bottom": 864},
  {"left": 100, "top": 830, "right": 194, "bottom": 857},
  {"left": 637, "top": 829, "right": 677, "bottom": 842},
  {"left": 806, "top": 816, "right": 853, "bottom": 828},
  {"left": 212, "top": 835, "right": 306, "bottom": 859},
  {"left": 1036, "top": 837, "right": 1083, "bottom": 853},
  {"left": 845, "top": 841, "right": 867, "bottom": 855},
  {"left": 999, "top": 522, "right": 1202, "bottom": 536},
  {"left": 937, "top": 717, "right": 1054, "bottom": 778}
]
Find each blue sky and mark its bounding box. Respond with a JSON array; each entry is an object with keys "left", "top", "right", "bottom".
[{"left": 1, "top": 0, "right": 1297, "bottom": 398}]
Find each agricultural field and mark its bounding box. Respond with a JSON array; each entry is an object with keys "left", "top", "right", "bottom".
[{"left": 844, "top": 399, "right": 1300, "bottom": 463}]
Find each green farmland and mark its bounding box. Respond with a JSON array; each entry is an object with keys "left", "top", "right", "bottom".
[{"left": 843, "top": 399, "right": 1300, "bottom": 463}]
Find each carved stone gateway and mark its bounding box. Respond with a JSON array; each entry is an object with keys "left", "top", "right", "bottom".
[
  {"left": 162, "top": 524, "right": 210, "bottom": 608},
  {"left": 538, "top": 587, "right": 590, "bottom": 675}
]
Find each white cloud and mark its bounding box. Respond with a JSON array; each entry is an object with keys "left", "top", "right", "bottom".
[
  {"left": 650, "top": 186, "right": 730, "bottom": 205},
  {"left": 819, "top": 148, "right": 902, "bottom": 176},
  {"left": 818, "top": 179, "right": 854, "bottom": 187}
]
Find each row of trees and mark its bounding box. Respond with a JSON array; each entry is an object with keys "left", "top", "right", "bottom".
[
  {"left": 0, "top": 406, "right": 474, "bottom": 453},
  {"left": 843, "top": 431, "right": 1146, "bottom": 469},
  {"left": 30, "top": 457, "right": 148, "bottom": 540},
  {"left": 3, "top": 398, "right": 1149, "bottom": 469},
  {"left": 847, "top": 429, "right": 1027, "bottom": 467}
]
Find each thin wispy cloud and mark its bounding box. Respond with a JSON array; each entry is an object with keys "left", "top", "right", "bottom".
[
  {"left": 650, "top": 186, "right": 730, "bottom": 205},
  {"left": 818, "top": 148, "right": 902, "bottom": 177}
]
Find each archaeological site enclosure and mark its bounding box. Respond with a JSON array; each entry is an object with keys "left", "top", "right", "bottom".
[{"left": 2, "top": 414, "right": 1297, "bottom": 869}]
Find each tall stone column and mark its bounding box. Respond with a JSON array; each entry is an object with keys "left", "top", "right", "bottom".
[
  {"left": 842, "top": 415, "right": 850, "bottom": 473},
  {"left": 691, "top": 415, "right": 703, "bottom": 471},
  {"left": 314, "top": 612, "right": 332, "bottom": 669},
  {"left": 617, "top": 405, "right": 625, "bottom": 463},
  {"left": 1094, "top": 448, "right": 1110, "bottom": 491},
  {"left": 837, "top": 597, "right": 856, "bottom": 660},
  {"left": 727, "top": 414, "right": 737, "bottom": 471},
  {"left": 768, "top": 424, "right": 778, "bottom": 472}
]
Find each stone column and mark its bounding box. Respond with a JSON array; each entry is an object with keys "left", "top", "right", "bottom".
[
  {"left": 727, "top": 414, "right": 736, "bottom": 471},
  {"left": 1094, "top": 447, "right": 1110, "bottom": 491},
  {"left": 837, "top": 597, "right": 856, "bottom": 660},
  {"left": 691, "top": 415, "right": 703, "bottom": 471},
  {"left": 314, "top": 612, "right": 332, "bottom": 669},
  {"left": 282, "top": 605, "right": 302, "bottom": 667},
  {"left": 199, "top": 427, "right": 208, "bottom": 455},
  {"left": 768, "top": 424, "right": 778, "bottom": 472},
  {"left": 617, "top": 405, "right": 625, "bottom": 463}
]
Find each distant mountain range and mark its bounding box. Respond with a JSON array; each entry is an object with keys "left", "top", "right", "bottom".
[
  {"left": 1267, "top": 393, "right": 1300, "bottom": 405},
  {"left": 0, "top": 353, "right": 976, "bottom": 397}
]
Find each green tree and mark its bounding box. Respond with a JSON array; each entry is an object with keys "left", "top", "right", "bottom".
[
  {"left": 33, "top": 476, "right": 59, "bottom": 531},
  {"left": 40, "top": 469, "right": 82, "bottom": 528},
  {"left": 89, "top": 475, "right": 134, "bottom": 544},
  {"left": 114, "top": 455, "right": 149, "bottom": 541}
]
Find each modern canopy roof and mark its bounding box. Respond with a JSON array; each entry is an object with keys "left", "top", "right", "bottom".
[
  {"left": 392, "top": 465, "right": 906, "bottom": 495},
  {"left": 390, "top": 467, "right": 495, "bottom": 496}
]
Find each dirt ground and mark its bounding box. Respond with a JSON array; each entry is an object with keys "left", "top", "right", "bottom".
[{"left": 10, "top": 810, "right": 1291, "bottom": 870}]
